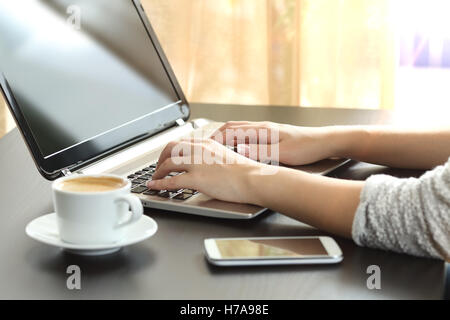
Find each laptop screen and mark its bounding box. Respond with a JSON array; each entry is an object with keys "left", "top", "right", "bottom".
[{"left": 0, "top": 0, "right": 183, "bottom": 158}]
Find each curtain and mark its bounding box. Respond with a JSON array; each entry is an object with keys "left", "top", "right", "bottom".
[
  {"left": 0, "top": 96, "right": 13, "bottom": 137},
  {"left": 142, "top": 0, "right": 396, "bottom": 109}
]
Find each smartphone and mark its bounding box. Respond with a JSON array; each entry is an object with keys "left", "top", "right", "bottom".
[{"left": 204, "top": 236, "right": 343, "bottom": 266}]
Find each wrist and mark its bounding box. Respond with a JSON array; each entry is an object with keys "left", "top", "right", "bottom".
[
  {"left": 244, "top": 163, "right": 271, "bottom": 207},
  {"left": 324, "top": 126, "right": 366, "bottom": 159}
]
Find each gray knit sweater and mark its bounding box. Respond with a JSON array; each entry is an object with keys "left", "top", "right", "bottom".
[{"left": 352, "top": 159, "right": 450, "bottom": 261}]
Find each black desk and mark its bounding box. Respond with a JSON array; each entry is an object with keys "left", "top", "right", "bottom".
[{"left": 0, "top": 104, "right": 445, "bottom": 299}]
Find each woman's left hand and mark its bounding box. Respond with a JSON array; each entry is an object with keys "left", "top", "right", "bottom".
[{"left": 146, "top": 139, "right": 265, "bottom": 204}]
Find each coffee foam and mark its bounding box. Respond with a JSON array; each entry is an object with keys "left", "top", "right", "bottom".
[{"left": 59, "top": 176, "right": 127, "bottom": 193}]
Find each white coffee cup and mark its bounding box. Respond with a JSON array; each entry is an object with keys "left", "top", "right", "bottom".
[{"left": 52, "top": 174, "right": 143, "bottom": 245}]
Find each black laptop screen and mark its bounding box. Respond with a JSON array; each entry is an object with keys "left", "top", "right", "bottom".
[{"left": 0, "top": 0, "right": 182, "bottom": 158}]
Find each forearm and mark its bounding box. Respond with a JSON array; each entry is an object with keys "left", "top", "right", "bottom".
[
  {"left": 328, "top": 126, "right": 450, "bottom": 170},
  {"left": 247, "top": 166, "right": 364, "bottom": 238}
]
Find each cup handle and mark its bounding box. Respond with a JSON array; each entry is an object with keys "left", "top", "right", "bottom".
[{"left": 115, "top": 194, "right": 143, "bottom": 229}]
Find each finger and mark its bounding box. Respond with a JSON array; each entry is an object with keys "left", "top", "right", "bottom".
[
  {"left": 237, "top": 143, "right": 278, "bottom": 163},
  {"left": 211, "top": 122, "right": 274, "bottom": 141},
  {"left": 210, "top": 122, "right": 252, "bottom": 142},
  {"left": 146, "top": 173, "right": 193, "bottom": 191},
  {"left": 179, "top": 137, "right": 210, "bottom": 143},
  {"left": 157, "top": 141, "right": 195, "bottom": 169},
  {"left": 177, "top": 139, "right": 229, "bottom": 164},
  {"left": 152, "top": 157, "right": 191, "bottom": 180},
  {"left": 213, "top": 125, "right": 279, "bottom": 146}
]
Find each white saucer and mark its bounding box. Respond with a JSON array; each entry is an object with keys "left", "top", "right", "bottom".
[{"left": 25, "top": 213, "right": 158, "bottom": 256}]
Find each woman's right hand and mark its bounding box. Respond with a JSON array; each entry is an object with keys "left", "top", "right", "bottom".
[{"left": 211, "top": 121, "right": 343, "bottom": 166}]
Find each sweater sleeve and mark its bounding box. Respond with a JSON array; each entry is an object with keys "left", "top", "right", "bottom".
[{"left": 352, "top": 160, "right": 450, "bottom": 261}]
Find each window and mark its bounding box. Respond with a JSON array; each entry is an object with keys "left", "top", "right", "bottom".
[{"left": 395, "top": 0, "right": 450, "bottom": 114}]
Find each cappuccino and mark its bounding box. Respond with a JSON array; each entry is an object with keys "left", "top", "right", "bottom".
[
  {"left": 52, "top": 174, "right": 143, "bottom": 244},
  {"left": 59, "top": 176, "right": 126, "bottom": 193}
]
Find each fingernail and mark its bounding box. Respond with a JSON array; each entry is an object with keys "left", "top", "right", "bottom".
[
  {"left": 237, "top": 144, "right": 249, "bottom": 155},
  {"left": 146, "top": 181, "right": 155, "bottom": 188}
]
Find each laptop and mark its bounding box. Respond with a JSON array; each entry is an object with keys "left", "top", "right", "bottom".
[{"left": 0, "top": 0, "right": 348, "bottom": 219}]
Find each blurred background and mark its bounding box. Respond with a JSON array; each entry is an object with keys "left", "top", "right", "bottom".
[{"left": 2, "top": 0, "right": 450, "bottom": 138}]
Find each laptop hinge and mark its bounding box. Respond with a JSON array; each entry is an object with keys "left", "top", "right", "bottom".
[
  {"left": 61, "top": 168, "right": 73, "bottom": 177},
  {"left": 175, "top": 118, "right": 186, "bottom": 127}
]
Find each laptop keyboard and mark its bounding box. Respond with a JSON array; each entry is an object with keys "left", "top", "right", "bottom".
[{"left": 128, "top": 163, "right": 198, "bottom": 201}]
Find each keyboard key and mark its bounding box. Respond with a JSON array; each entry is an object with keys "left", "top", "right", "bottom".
[
  {"left": 132, "top": 178, "right": 147, "bottom": 183},
  {"left": 131, "top": 186, "right": 148, "bottom": 194},
  {"left": 134, "top": 171, "right": 145, "bottom": 176},
  {"left": 174, "top": 193, "right": 192, "bottom": 201},
  {"left": 157, "top": 191, "right": 181, "bottom": 198},
  {"left": 127, "top": 174, "right": 137, "bottom": 179},
  {"left": 157, "top": 191, "right": 172, "bottom": 198},
  {"left": 143, "top": 190, "right": 159, "bottom": 196},
  {"left": 183, "top": 189, "right": 196, "bottom": 194},
  {"left": 141, "top": 174, "right": 152, "bottom": 179}
]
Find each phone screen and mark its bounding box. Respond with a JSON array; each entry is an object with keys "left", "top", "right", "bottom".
[{"left": 214, "top": 238, "right": 329, "bottom": 259}]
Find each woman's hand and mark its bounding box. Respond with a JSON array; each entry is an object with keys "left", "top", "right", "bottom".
[
  {"left": 146, "top": 136, "right": 364, "bottom": 239},
  {"left": 146, "top": 139, "right": 265, "bottom": 204},
  {"left": 211, "top": 121, "right": 341, "bottom": 166}
]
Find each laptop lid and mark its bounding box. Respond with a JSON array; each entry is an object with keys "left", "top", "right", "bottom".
[{"left": 0, "top": 0, "right": 190, "bottom": 180}]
